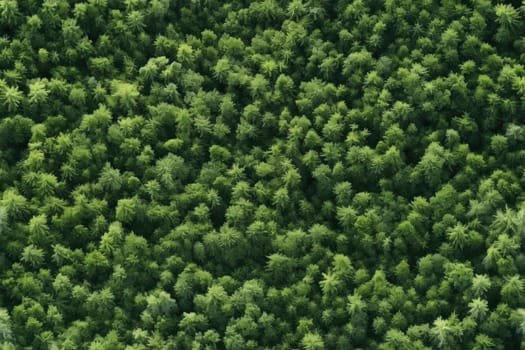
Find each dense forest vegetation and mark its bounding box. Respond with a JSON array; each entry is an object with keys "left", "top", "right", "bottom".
[{"left": 1, "top": 0, "right": 525, "bottom": 348}]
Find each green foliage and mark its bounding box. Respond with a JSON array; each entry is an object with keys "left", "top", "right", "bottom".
[
  {"left": 110, "top": 80, "right": 140, "bottom": 111},
  {"left": 0, "top": 309, "right": 12, "bottom": 342},
  {"left": 0, "top": 0, "right": 523, "bottom": 349}
]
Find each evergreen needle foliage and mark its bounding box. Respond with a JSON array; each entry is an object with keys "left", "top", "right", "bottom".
[{"left": 0, "top": 0, "right": 525, "bottom": 349}]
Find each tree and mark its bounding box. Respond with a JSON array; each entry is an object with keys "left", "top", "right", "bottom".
[
  {"left": 472, "top": 334, "right": 495, "bottom": 350},
  {"left": 468, "top": 298, "right": 489, "bottom": 321},
  {"left": 28, "top": 214, "right": 49, "bottom": 245},
  {"left": 37, "top": 173, "right": 59, "bottom": 197},
  {"left": 98, "top": 163, "right": 122, "bottom": 192},
  {"left": 115, "top": 197, "right": 138, "bottom": 223},
  {"left": 471, "top": 274, "right": 491, "bottom": 298},
  {"left": 319, "top": 272, "right": 342, "bottom": 298},
  {"left": 430, "top": 316, "right": 462, "bottom": 349},
  {"left": 177, "top": 43, "right": 195, "bottom": 66},
  {"left": 110, "top": 80, "right": 140, "bottom": 111},
  {"left": 382, "top": 329, "right": 412, "bottom": 349},
  {"left": 336, "top": 206, "right": 356, "bottom": 230},
  {"left": 27, "top": 79, "right": 49, "bottom": 106},
  {"left": 501, "top": 275, "right": 524, "bottom": 305},
  {"left": 300, "top": 332, "right": 325, "bottom": 350},
  {"left": 494, "top": 4, "right": 520, "bottom": 30},
  {"left": 413, "top": 142, "right": 449, "bottom": 188},
  {"left": 287, "top": 0, "right": 306, "bottom": 19},
  {"left": 266, "top": 253, "right": 296, "bottom": 284},
  {"left": 512, "top": 309, "right": 525, "bottom": 339},
  {"left": 86, "top": 288, "right": 115, "bottom": 319},
  {"left": 491, "top": 208, "right": 518, "bottom": 235},
  {"left": 273, "top": 188, "right": 289, "bottom": 209},
  {"left": 80, "top": 104, "right": 113, "bottom": 134},
  {"left": 141, "top": 290, "right": 177, "bottom": 327},
  {"left": 195, "top": 284, "right": 229, "bottom": 327},
  {"left": 21, "top": 244, "right": 45, "bottom": 268},
  {"left": 249, "top": 74, "right": 269, "bottom": 99},
  {"left": 127, "top": 10, "right": 145, "bottom": 32},
  {"left": 0, "top": 309, "right": 12, "bottom": 342},
  {"left": 0, "top": 85, "right": 23, "bottom": 112},
  {"left": 0, "top": 0, "right": 20, "bottom": 26},
  {"left": 445, "top": 262, "right": 474, "bottom": 291},
  {"left": 446, "top": 223, "right": 470, "bottom": 251},
  {"left": 347, "top": 292, "right": 366, "bottom": 320}
]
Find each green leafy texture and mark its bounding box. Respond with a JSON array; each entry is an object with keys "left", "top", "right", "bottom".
[
  {"left": 0, "top": 85, "right": 23, "bottom": 112},
  {"left": 110, "top": 80, "right": 140, "bottom": 111},
  {"left": 27, "top": 79, "right": 49, "bottom": 106},
  {"left": 0, "top": 0, "right": 525, "bottom": 349}
]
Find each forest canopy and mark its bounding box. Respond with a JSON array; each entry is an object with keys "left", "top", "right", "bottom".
[{"left": 0, "top": 0, "right": 525, "bottom": 349}]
